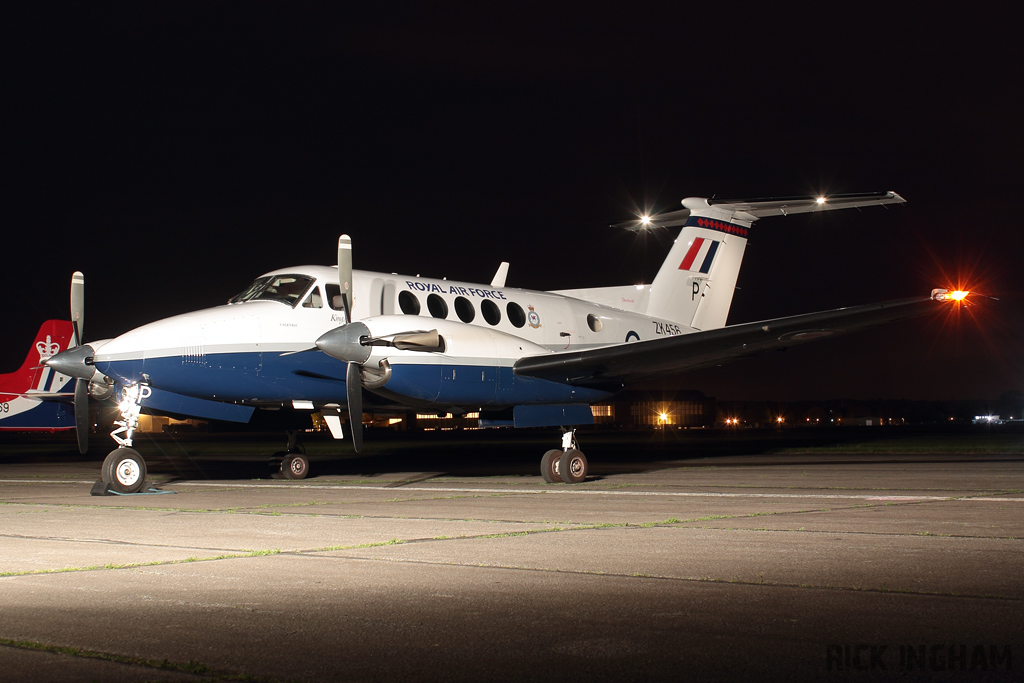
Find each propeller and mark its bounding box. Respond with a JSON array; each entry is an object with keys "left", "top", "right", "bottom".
[
  {"left": 335, "top": 235, "right": 362, "bottom": 450},
  {"left": 317, "top": 235, "right": 445, "bottom": 452},
  {"left": 318, "top": 235, "right": 446, "bottom": 452},
  {"left": 46, "top": 271, "right": 92, "bottom": 454}
]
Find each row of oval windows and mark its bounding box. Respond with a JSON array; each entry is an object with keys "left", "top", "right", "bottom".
[
  {"left": 398, "top": 291, "right": 525, "bottom": 327},
  {"left": 397, "top": 291, "right": 604, "bottom": 332}
]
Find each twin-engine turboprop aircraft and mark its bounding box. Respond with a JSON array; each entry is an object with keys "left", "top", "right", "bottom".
[{"left": 35, "top": 191, "right": 967, "bottom": 493}]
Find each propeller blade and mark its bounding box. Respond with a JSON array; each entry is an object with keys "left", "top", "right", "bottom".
[
  {"left": 346, "top": 361, "right": 363, "bottom": 453},
  {"left": 392, "top": 330, "right": 443, "bottom": 351},
  {"left": 338, "top": 234, "right": 353, "bottom": 323},
  {"left": 70, "top": 271, "right": 85, "bottom": 346},
  {"left": 74, "top": 378, "right": 89, "bottom": 454}
]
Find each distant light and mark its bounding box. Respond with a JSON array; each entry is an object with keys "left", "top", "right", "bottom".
[
  {"left": 815, "top": 196, "right": 826, "bottom": 204},
  {"left": 659, "top": 412, "right": 668, "bottom": 422},
  {"left": 951, "top": 290, "right": 969, "bottom": 301},
  {"left": 640, "top": 215, "right": 652, "bottom": 226}
]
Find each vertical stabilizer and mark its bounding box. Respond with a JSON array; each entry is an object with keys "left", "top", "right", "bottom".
[
  {"left": 646, "top": 199, "right": 752, "bottom": 330},
  {"left": 0, "top": 320, "right": 77, "bottom": 431},
  {"left": 637, "top": 192, "right": 905, "bottom": 330}
]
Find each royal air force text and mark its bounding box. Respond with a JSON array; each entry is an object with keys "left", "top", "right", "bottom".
[{"left": 405, "top": 282, "right": 506, "bottom": 300}]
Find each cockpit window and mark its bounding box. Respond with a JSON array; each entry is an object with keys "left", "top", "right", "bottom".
[
  {"left": 301, "top": 287, "right": 323, "bottom": 309},
  {"left": 229, "top": 276, "right": 272, "bottom": 304},
  {"left": 230, "top": 274, "right": 315, "bottom": 307}
]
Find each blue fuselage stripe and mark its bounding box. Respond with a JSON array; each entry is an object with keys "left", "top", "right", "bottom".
[{"left": 97, "top": 352, "right": 612, "bottom": 408}]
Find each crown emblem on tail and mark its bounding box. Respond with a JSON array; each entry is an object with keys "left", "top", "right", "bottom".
[{"left": 36, "top": 336, "right": 61, "bottom": 361}]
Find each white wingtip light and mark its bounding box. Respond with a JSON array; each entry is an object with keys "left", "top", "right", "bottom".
[{"left": 815, "top": 196, "right": 827, "bottom": 205}]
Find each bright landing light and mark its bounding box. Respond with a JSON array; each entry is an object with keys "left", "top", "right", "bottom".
[
  {"left": 815, "top": 196, "right": 826, "bottom": 204},
  {"left": 640, "top": 215, "right": 652, "bottom": 226},
  {"left": 951, "top": 290, "right": 969, "bottom": 301}
]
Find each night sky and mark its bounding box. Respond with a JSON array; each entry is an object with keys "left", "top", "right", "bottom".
[{"left": 4, "top": 4, "right": 1021, "bottom": 402}]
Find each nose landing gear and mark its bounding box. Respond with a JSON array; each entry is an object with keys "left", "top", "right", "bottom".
[{"left": 93, "top": 384, "right": 153, "bottom": 495}]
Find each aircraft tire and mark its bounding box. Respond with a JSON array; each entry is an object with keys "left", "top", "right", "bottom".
[
  {"left": 268, "top": 451, "right": 286, "bottom": 478},
  {"left": 100, "top": 450, "right": 117, "bottom": 483},
  {"left": 540, "top": 449, "right": 562, "bottom": 483},
  {"left": 282, "top": 452, "right": 309, "bottom": 480},
  {"left": 558, "top": 449, "right": 588, "bottom": 484},
  {"left": 103, "top": 448, "right": 147, "bottom": 494}
]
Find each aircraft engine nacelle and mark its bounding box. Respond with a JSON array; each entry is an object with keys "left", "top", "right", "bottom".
[{"left": 346, "top": 316, "right": 610, "bottom": 407}]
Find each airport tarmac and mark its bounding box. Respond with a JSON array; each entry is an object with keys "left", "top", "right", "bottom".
[{"left": 1, "top": 437, "right": 1021, "bottom": 682}]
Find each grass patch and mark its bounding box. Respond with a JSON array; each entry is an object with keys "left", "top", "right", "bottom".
[
  {"left": 0, "top": 637, "right": 286, "bottom": 681},
  {"left": 0, "top": 549, "right": 281, "bottom": 578}
]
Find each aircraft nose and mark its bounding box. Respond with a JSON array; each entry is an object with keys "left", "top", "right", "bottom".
[{"left": 45, "top": 344, "right": 96, "bottom": 380}]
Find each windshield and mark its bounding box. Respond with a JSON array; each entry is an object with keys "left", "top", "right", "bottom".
[
  {"left": 228, "top": 274, "right": 315, "bottom": 307},
  {"left": 229, "top": 276, "right": 272, "bottom": 304}
]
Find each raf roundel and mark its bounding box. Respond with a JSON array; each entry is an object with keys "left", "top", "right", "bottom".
[{"left": 527, "top": 305, "right": 541, "bottom": 328}]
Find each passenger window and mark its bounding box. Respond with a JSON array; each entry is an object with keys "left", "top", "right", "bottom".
[
  {"left": 302, "top": 288, "right": 324, "bottom": 309},
  {"left": 399, "top": 290, "right": 421, "bottom": 315},
  {"left": 427, "top": 293, "right": 448, "bottom": 319},
  {"left": 454, "top": 296, "right": 475, "bottom": 323},
  {"left": 507, "top": 302, "right": 526, "bottom": 328},
  {"left": 481, "top": 299, "right": 501, "bottom": 325},
  {"left": 587, "top": 313, "right": 603, "bottom": 332}
]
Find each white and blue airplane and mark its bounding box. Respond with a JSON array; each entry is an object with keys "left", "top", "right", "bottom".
[{"left": 33, "top": 191, "right": 967, "bottom": 492}]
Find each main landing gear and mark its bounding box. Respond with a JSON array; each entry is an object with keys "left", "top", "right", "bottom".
[
  {"left": 540, "top": 428, "right": 589, "bottom": 484},
  {"left": 270, "top": 430, "right": 309, "bottom": 480}
]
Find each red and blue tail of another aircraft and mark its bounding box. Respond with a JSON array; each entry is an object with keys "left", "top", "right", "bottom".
[{"left": 0, "top": 320, "right": 77, "bottom": 431}]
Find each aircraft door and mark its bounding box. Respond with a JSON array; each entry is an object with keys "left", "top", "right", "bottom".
[
  {"left": 370, "top": 278, "right": 385, "bottom": 316},
  {"left": 382, "top": 281, "right": 396, "bottom": 315}
]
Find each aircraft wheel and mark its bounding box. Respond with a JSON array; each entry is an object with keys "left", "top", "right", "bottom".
[
  {"left": 102, "top": 448, "right": 147, "bottom": 494},
  {"left": 558, "top": 449, "right": 588, "bottom": 484},
  {"left": 268, "top": 451, "right": 287, "bottom": 479},
  {"left": 540, "top": 449, "right": 562, "bottom": 483},
  {"left": 281, "top": 452, "right": 309, "bottom": 480}
]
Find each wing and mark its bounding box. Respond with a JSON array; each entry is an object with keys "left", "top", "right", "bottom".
[{"left": 513, "top": 295, "right": 945, "bottom": 388}]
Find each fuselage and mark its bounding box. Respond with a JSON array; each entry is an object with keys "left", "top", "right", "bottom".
[{"left": 92, "top": 266, "right": 695, "bottom": 411}]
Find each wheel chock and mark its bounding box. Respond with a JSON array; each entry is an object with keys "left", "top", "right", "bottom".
[{"left": 89, "top": 481, "right": 176, "bottom": 496}]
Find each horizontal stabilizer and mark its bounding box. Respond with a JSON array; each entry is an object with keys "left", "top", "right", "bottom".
[{"left": 612, "top": 191, "right": 904, "bottom": 230}]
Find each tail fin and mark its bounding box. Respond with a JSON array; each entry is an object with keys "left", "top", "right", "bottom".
[
  {"left": 638, "top": 192, "right": 905, "bottom": 330},
  {"left": 0, "top": 320, "right": 76, "bottom": 431}
]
